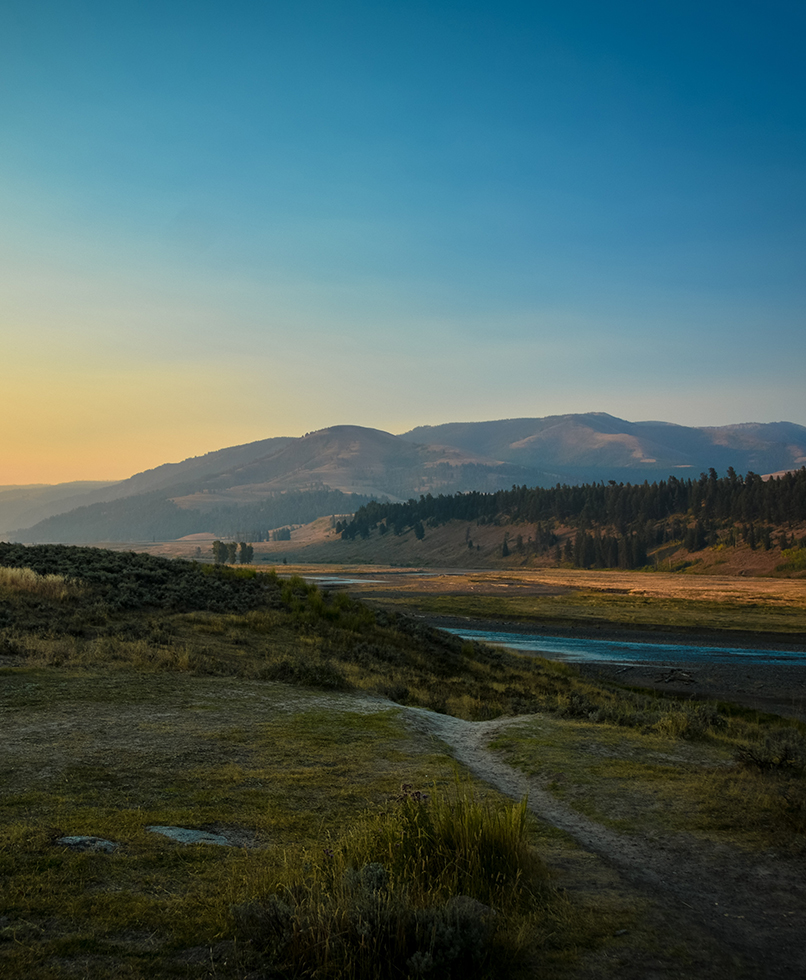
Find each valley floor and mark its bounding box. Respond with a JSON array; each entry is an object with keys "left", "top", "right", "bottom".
[{"left": 3, "top": 556, "right": 805, "bottom": 978}]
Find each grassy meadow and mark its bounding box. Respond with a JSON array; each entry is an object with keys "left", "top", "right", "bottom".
[{"left": 1, "top": 548, "right": 805, "bottom": 978}]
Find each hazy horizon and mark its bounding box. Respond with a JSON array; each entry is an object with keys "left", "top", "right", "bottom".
[{"left": 3, "top": 1, "right": 804, "bottom": 484}]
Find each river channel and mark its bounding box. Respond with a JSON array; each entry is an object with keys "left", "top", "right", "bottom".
[{"left": 442, "top": 627, "right": 806, "bottom": 667}]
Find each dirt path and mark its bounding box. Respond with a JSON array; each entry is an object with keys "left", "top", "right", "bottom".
[{"left": 404, "top": 706, "right": 806, "bottom": 979}]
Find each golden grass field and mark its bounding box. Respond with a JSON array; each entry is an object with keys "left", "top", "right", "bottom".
[{"left": 265, "top": 564, "right": 806, "bottom": 636}]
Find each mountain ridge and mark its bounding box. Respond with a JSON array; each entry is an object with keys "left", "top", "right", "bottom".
[{"left": 5, "top": 414, "right": 805, "bottom": 542}]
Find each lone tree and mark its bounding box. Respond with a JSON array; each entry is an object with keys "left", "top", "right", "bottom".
[{"left": 238, "top": 541, "right": 254, "bottom": 564}]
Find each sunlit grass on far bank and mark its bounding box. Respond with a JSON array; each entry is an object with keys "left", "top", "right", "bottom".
[{"left": 376, "top": 589, "right": 806, "bottom": 634}]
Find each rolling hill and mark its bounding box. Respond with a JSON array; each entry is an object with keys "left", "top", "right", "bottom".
[
  {"left": 5, "top": 414, "right": 805, "bottom": 544},
  {"left": 400, "top": 413, "right": 806, "bottom": 483},
  {"left": 5, "top": 426, "right": 533, "bottom": 543}
]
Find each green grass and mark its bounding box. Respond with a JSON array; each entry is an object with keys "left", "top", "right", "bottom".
[
  {"left": 490, "top": 714, "right": 806, "bottom": 849},
  {"left": 1, "top": 668, "right": 625, "bottom": 980},
  {"left": 0, "top": 670, "right": 459, "bottom": 978},
  {"left": 3, "top": 547, "right": 805, "bottom": 977}
]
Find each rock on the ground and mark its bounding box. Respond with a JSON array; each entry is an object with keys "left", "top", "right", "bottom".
[
  {"left": 57, "top": 836, "right": 118, "bottom": 853},
  {"left": 147, "top": 825, "right": 230, "bottom": 845}
]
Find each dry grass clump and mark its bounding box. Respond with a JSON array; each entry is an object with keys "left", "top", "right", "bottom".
[
  {"left": 0, "top": 565, "right": 80, "bottom": 600},
  {"left": 233, "top": 783, "right": 553, "bottom": 979}
]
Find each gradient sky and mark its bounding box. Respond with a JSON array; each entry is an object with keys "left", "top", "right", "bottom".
[{"left": 2, "top": 0, "right": 805, "bottom": 484}]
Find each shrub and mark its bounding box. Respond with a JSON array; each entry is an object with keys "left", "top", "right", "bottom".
[
  {"left": 776, "top": 546, "right": 806, "bottom": 573},
  {"left": 0, "top": 543, "right": 277, "bottom": 612},
  {"left": 267, "top": 655, "right": 350, "bottom": 691},
  {"left": 735, "top": 728, "right": 806, "bottom": 774}
]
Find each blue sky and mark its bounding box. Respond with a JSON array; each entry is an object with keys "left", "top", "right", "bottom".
[{"left": 2, "top": 0, "right": 804, "bottom": 482}]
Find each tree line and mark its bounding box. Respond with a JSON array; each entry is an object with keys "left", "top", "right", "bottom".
[{"left": 339, "top": 468, "right": 806, "bottom": 569}]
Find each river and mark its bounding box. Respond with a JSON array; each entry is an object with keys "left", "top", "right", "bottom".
[{"left": 442, "top": 627, "right": 806, "bottom": 667}]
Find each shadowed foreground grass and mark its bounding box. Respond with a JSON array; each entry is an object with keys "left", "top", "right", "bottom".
[
  {"left": 0, "top": 673, "right": 454, "bottom": 977},
  {"left": 0, "top": 671, "right": 605, "bottom": 980},
  {"left": 231, "top": 785, "right": 556, "bottom": 979}
]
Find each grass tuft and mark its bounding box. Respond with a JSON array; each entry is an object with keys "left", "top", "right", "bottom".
[
  {"left": 0, "top": 565, "right": 80, "bottom": 600},
  {"left": 233, "top": 783, "right": 550, "bottom": 979}
]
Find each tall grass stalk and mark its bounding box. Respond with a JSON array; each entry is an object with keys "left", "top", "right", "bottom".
[
  {"left": 234, "top": 784, "right": 549, "bottom": 979},
  {"left": 0, "top": 565, "right": 79, "bottom": 600}
]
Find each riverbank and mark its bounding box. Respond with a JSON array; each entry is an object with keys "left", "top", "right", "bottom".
[{"left": 425, "top": 614, "right": 806, "bottom": 723}]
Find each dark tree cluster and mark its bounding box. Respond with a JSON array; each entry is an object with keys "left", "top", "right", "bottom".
[
  {"left": 212, "top": 541, "right": 254, "bottom": 564},
  {"left": 340, "top": 467, "right": 806, "bottom": 568}
]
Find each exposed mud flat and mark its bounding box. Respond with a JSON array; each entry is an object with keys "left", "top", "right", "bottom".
[
  {"left": 426, "top": 615, "right": 806, "bottom": 722},
  {"left": 577, "top": 658, "right": 806, "bottom": 723}
]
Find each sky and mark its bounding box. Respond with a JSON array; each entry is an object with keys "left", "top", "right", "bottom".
[{"left": 2, "top": 0, "right": 805, "bottom": 484}]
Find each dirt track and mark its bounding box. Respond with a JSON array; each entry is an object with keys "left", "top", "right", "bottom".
[{"left": 404, "top": 706, "right": 806, "bottom": 980}]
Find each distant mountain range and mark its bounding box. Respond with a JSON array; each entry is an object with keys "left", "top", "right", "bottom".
[
  {"left": 402, "top": 416, "right": 806, "bottom": 481},
  {"left": 4, "top": 413, "right": 805, "bottom": 543}
]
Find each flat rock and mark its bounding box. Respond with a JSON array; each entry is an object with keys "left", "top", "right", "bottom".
[
  {"left": 57, "top": 836, "right": 118, "bottom": 853},
  {"left": 147, "top": 825, "right": 230, "bottom": 846}
]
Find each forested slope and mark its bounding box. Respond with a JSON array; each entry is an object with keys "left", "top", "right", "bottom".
[{"left": 340, "top": 468, "right": 806, "bottom": 570}]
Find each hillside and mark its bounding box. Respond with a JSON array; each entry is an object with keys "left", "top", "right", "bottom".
[
  {"left": 401, "top": 414, "right": 806, "bottom": 483},
  {"left": 0, "top": 438, "right": 294, "bottom": 534},
  {"left": 6, "top": 414, "right": 806, "bottom": 544},
  {"left": 168, "top": 424, "right": 531, "bottom": 506},
  {"left": 6, "top": 426, "right": 534, "bottom": 543},
  {"left": 0, "top": 481, "right": 116, "bottom": 533}
]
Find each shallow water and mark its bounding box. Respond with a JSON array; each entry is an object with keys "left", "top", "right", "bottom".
[{"left": 444, "top": 627, "right": 806, "bottom": 667}]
